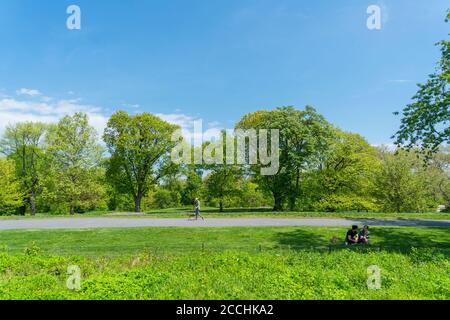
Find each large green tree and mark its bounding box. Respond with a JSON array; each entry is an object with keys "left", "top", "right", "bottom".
[
  {"left": 205, "top": 168, "right": 242, "bottom": 212},
  {"left": 427, "top": 147, "right": 450, "bottom": 211},
  {"left": 0, "top": 122, "right": 47, "bottom": 215},
  {"left": 304, "top": 130, "right": 381, "bottom": 212},
  {"left": 236, "top": 106, "right": 333, "bottom": 211},
  {"left": 45, "top": 113, "right": 104, "bottom": 215},
  {"left": 374, "top": 148, "right": 437, "bottom": 213},
  {"left": 203, "top": 131, "right": 242, "bottom": 212},
  {"left": 103, "top": 111, "right": 180, "bottom": 212},
  {"left": 181, "top": 166, "right": 204, "bottom": 206},
  {"left": 0, "top": 158, "right": 23, "bottom": 215},
  {"left": 394, "top": 10, "right": 450, "bottom": 157}
]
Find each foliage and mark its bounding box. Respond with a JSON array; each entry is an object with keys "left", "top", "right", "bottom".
[
  {"left": 45, "top": 113, "right": 105, "bottom": 215},
  {"left": 236, "top": 106, "right": 333, "bottom": 211},
  {"left": 427, "top": 146, "right": 450, "bottom": 211},
  {"left": 0, "top": 159, "right": 23, "bottom": 215},
  {"left": 152, "top": 188, "right": 181, "bottom": 209},
  {"left": 302, "top": 130, "right": 381, "bottom": 212},
  {"left": 374, "top": 149, "right": 438, "bottom": 213},
  {"left": 0, "top": 107, "right": 448, "bottom": 214},
  {"left": 180, "top": 167, "right": 204, "bottom": 205},
  {"left": 0, "top": 225, "right": 447, "bottom": 300},
  {"left": 314, "top": 194, "right": 379, "bottom": 212},
  {"left": 104, "top": 111, "right": 180, "bottom": 212},
  {"left": 0, "top": 122, "right": 48, "bottom": 215},
  {"left": 237, "top": 180, "right": 271, "bottom": 208},
  {"left": 394, "top": 10, "right": 450, "bottom": 157},
  {"left": 0, "top": 248, "right": 448, "bottom": 300},
  {"left": 205, "top": 169, "right": 242, "bottom": 212}
]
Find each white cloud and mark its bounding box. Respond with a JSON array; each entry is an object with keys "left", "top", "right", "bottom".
[
  {"left": 0, "top": 96, "right": 109, "bottom": 137},
  {"left": 156, "top": 113, "right": 223, "bottom": 145},
  {"left": 0, "top": 89, "right": 223, "bottom": 146},
  {"left": 371, "top": 143, "right": 397, "bottom": 151},
  {"left": 41, "top": 96, "right": 53, "bottom": 102},
  {"left": 16, "top": 88, "right": 42, "bottom": 97}
]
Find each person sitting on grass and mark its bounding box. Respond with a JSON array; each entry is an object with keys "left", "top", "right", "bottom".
[
  {"left": 345, "top": 225, "right": 359, "bottom": 245},
  {"left": 358, "top": 225, "right": 370, "bottom": 244}
]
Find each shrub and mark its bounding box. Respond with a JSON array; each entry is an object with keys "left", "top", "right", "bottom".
[
  {"left": 314, "top": 194, "right": 379, "bottom": 212},
  {"left": 152, "top": 189, "right": 181, "bottom": 209}
]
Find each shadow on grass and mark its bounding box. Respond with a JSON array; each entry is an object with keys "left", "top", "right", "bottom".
[
  {"left": 274, "top": 227, "right": 450, "bottom": 257},
  {"left": 202, "top": 208, "right": 274, "bottom": 214},
  {"left": 144, "top": 207, "right": 274, "bottom": 216}
]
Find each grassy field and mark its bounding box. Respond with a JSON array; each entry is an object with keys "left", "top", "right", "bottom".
[
  {"left": 0, "top": 207, "right": 449, "bottom": 220},
  {"left": 0, "top": 226, "right": 449, "bottom": 256},
  {"left": 0, "top": 226, "right": 448, "bottom": 300},
  {"left": 0, "top": 249, "right": 449, "bottom": 300},
  {"left": 143, "top": 208, "right": 450, "bottom": 220}
]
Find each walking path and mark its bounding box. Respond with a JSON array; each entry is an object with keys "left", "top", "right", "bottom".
[{"left": 0, "top": 217, "right": 449, "bottom": 230}]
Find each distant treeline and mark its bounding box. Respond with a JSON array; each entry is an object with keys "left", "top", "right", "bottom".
[{"left": 0, "top": 107, "right": 448, "bottom": 215}]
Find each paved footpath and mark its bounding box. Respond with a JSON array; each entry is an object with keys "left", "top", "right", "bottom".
[{"left": 0, "top": 217, "right": 449, "bottom": 230}]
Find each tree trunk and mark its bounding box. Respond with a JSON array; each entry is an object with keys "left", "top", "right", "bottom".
[
  {"left": 18, "top": 205, "right": 26, "bottom": 216},
  {"left": 30, "top": 181, "right": 37, "bottom": 216},
  {"left": 134, "top": 192, "right": 143, "bottom": 213},
  {"left": 273, "top": 192, "right": 283, "bottom": 211},
  {"left": 30, "top": 194, "right": 36, "bottom": 216},
  {"left": 219, "top": 200, "right": 224, "bottom": 213},
  {"left": 70, "top": 206, "right": 75, "bottom": 215},
  {"left": 288, "top": 170, "right": 300, "bottom": 211},
  {"left": 288, "top": 196, "right": 296, "bottom": 211}
]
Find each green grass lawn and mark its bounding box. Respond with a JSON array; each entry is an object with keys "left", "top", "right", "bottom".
[
  {"left": 0, "top": 207, "right": 449, "bottom": 220},
  {"left": 143, "top": 207, "right": 450, "bottom": 220},
  {"left": 0, "top": 226, "right": 449, "bottom": 257},
  {"left": 0, "top": 226, "right": 449, "bottom": 300}
]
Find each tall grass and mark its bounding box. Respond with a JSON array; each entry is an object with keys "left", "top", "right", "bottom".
[{"left": 0, "top": 247, "right": 448, "bottom": 300}]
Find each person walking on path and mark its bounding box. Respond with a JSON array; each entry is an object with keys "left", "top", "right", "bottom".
[{"left": 194, "top": 198, "right": 205, "bottom": 221}]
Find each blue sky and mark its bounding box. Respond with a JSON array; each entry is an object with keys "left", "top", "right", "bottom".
[{"left": 0, "top": 0, "right": 448, "bottom": 144}]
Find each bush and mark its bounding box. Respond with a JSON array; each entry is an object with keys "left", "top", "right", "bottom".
[
  {"left": 24, "top": 242, "right": 41, "bottom": 256},
  {"left": 0, "top": 159, "right": 23, "bottom": 215},
  {"left": 152, "top": 189, "right": 181, "bottom": 209},
  {"left": 314, "top": 194, "right": 379, "bottom": 212}
]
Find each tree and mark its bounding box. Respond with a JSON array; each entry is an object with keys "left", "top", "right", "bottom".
[
  {"left": 305, "top": 129, "right": 381, "bottom": 212},
  {"left": 0, "top": 122, "right": 47, "bottom": 215},
  {"left": 45, "top": 113, "right": 104, "bottom": 215},
  {"left": 152, "top": 188, "right": 181, "bottom": 209},
  {"left": 393, "top": 10, "right": 450, "bottom": 157},
  {"left": 238, "top": 179, "right": 270, "bottom": 208},
  {"left": 181, "top": 166, "right": 204, "bottom": 206},
  {"left": 236, "top": 106, "right": 333, "bottom": 211},
  {"left": 0, "top": 158, "right": 23, "bottom": 215},
  {"left": 427, "top": 147, "right": 450, "bottom": 211},
  {"left": 205, "top": 168, "right": 241, "bottom": 212},
  {"left": 103, "top": 111, "right": 180, "bottom": 212},
  {"left": 202, "top": 131, "right": 242, "bottom": 212},
  {"left": 374, "top": 149, "right": 436, "bottom": 213}
]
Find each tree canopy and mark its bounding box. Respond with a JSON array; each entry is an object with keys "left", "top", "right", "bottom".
[
  {"left": 393, "top": 10, "right": 450, "bottom": 157},
  {"left": 236, "top": 106, "right": 333, "bottom": 211},
  {"left": 103, "top": 111, "right": 180, "bottom": 212}
]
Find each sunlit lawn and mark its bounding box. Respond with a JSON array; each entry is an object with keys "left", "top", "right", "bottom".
[
  {"left": 0, "top": 226, "right": 448, "bottom": 257},
  {"left": 0, "top": 207, "right": 449, "bottom": 220}
]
